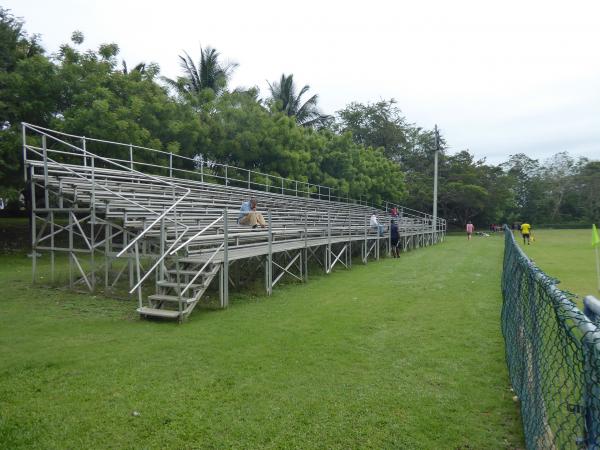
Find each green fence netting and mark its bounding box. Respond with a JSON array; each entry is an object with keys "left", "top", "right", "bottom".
[{"left": 502, "top": 225, "right": 600, "bottom": 449}]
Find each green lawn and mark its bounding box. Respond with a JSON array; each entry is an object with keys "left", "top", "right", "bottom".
[
  {"left": 515, "top": 228, "right": 599, "bottom": 300},
  {"left": 0, "top": 235, "right": 523, "bottom": 449}
]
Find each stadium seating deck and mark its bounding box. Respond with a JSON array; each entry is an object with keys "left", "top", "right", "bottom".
[{"left": 22, "top": 123, "right": 446, "bottom": 322}]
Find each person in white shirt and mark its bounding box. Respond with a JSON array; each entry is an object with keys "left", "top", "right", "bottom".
[{"left": 370, "top": 213, "right": 384, "bottom": 236}]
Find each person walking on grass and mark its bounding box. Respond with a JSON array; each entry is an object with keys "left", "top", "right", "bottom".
[
  {"left": 466, "top": 221, "right": 474, "bottom": 240},
  {"left": 520, "top": 221, "right": 532, "bottom": 245}
]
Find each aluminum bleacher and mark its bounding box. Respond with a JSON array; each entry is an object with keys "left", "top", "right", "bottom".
[{"left": 22, "top": 123, "right": 446, "bottom": 322}]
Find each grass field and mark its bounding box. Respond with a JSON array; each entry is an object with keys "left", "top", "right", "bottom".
[
  {"left": 0, "top": 234, "right": 524, "bottom": 449},
  {"left": 515, "top": 228, "right": 599, "bottom": 300}
]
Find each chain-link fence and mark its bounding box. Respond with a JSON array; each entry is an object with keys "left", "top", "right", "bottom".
[{"left": 501, "top": 225, "right": 600, "bottom": 449}]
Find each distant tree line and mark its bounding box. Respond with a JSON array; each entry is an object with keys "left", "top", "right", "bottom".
[{"left": 1, "top": 8, "right": 598, "bottom": 227}]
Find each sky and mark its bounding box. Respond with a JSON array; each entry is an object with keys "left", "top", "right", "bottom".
[{"left": 5, "top": 0, "right": 600, "bottom": 165}]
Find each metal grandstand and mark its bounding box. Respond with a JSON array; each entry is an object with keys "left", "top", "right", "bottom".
[{"left": 22, "top": 123, "right": 446, "bottom": 322}]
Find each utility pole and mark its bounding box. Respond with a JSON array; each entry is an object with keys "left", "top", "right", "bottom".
[{"left": 433, "top": 125, "right": 440, "bottom": 234}]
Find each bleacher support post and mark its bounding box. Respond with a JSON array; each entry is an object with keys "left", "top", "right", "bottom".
[
  {"left": 104, "top": 217, "right": 110, "bottom": 289},
  {"left": 90, "top": 155, "right": 96, "bottom": 290},
  {"left": 266, "top": 210, "right": 273, "bottom": 295},
  {"left": 30, "top": 166, "right": 37, "bottom": 284},
  {"left": 50, "top": 210, "right": 55, "bottom": 282},
  {"left": 304, "top": 212, "right": 308, "bottom": 282},
  {"left": 327, "top": 211, "right": 331, "bottom": 273},
  {"left": 134, "top": 242, "right": 142, "bottom": 310},
  {"left": 68, "top": 209, "right": 73, "bottom": 288},
  {"left": 222, "top": 208, "right": 229, "bottom": 307},
  {"left": 347, "top": 212, "right": 352, "bottom": 269},
  {"left": 386, "top": 217, "right": 393, "bottom": 257},
  {"left": 363, "top": 215, "right": 367, "bottom": 264}
]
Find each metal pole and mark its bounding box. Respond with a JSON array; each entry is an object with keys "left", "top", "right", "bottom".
[
  {"left": 363, "top": 215, "right": 368, "bottom": 264},
  {"left": 267, "top": 210, "right": 272, "bottom": 295},
  {"left": 68, "top": 209, "right": 73, "bottom": 288},
  {"left": 30, "top": 167, "right": 37, "bottom": 283},
  {"left": 90, "top": 155, "right": 96, "bottom": 290},
  {"left": 129, "top": 144, "right": 133, "bottom": 170},
  {"left": 105, "top": 220, "right": 110, "bottom": 289},
  {"left": 169, "top": 153, "right": 173, "bottom": 178},
  {"left": 327, "top": 211, "right": 331, "bottom": 273},
  {"left": 223, "top": 208, "right": 229, "bottom": 307},
  {"left": 433, "top": 124, "right": 439, "bottom": 235},
  {"left": 22, "top": 123, "right": 27, "bottom": 180},
  {"left": 304, "top": 211, "right": 308, "bottom": 282},
  {"left": 82, "top": 137, "right": 87, "bottom": 167},
  {"left": 42, "top": 135, "right": 49, "bottom": 207},
  {"left": 134, "top": 242, "right": 142, "bottom": 309},
  {"left": 50, "top": 211, "right": 55, "bottom": 282}
]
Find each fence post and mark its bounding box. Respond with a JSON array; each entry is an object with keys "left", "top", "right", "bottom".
[{"left": 169, "top": 153, "right": 173, "bottom": 178}]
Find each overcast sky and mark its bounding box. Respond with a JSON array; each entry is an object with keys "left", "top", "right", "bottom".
[{"left": 5, "top": 0, "right": 600, "bottom": 164}]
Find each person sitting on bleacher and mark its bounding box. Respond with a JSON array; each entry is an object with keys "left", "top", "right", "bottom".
[{"left": 239, "top": 198, "right": 267, "bottom": 229}]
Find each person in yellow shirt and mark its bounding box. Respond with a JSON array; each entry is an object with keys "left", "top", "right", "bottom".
[{"left": 520, "top": 222, "right": 532, "bottom": 245}]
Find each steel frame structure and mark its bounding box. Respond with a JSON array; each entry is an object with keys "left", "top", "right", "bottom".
[{"left": 22, "top": 123, "right": 447, "bottom": 322}]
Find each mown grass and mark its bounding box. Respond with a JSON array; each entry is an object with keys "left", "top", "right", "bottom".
[
  {"left": 515, "top": 228, "right": 599, "bottom": 299},
  {"left": 0, "top": 234, "right": 523, "bottom": 449}
]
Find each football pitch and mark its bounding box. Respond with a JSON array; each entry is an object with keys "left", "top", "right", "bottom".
[
  {"left": 0, "top": 233, "right": 524, "bottom": 449},
  {"left": 516, "top": 228, "right": 599, "bottom": 300}
]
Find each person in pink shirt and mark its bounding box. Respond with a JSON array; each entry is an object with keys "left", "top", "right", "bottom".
[{"left": 466, "top": 221, "right": 474, "bottom": 240}]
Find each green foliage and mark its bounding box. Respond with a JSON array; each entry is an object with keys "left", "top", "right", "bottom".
[{"left": 335, "top": 99, "right": 410, "bottom": 161}]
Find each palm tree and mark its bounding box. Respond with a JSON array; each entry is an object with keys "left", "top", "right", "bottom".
[
  {"left": 163, "top": 46, "right": 237, "bottom": 99},
  {"left": 267, "top": 74, "right": 330, "bottom": 128},
  {"left": 122, "top": 60, "right": 146, "bottom": 75}
]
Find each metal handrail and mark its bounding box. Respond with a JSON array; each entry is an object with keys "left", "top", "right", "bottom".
[
  {"left": 25, "top": 146, "right": 163, "bottom": 216},
  {"left": 180, "top": 242, "right": 224, "bottom": 296},
  {"left": 170, "top": 215, "right": 224, "bottom": 255},
  {"left": 22, "top": 124, "right": 442, "bottom": 222},
  {"left": 128, "top": 231, "right": 189, "bottom": 294},
  {"left": 22, "top": 123, "right": 192, "bottom": 257}
]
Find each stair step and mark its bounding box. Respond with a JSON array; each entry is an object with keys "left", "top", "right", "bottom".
[
  {"left": 137, "top": 307, "right": 181, "bottom": 319},
  {"left": 148, "top": 294, "right": 195, "bottom": 304},
  {"left": 165, "top": 269, "right": 212, "bottom": 276},
  {"left": 157, "top": 281, "right": 204, "bottom": 289}
]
